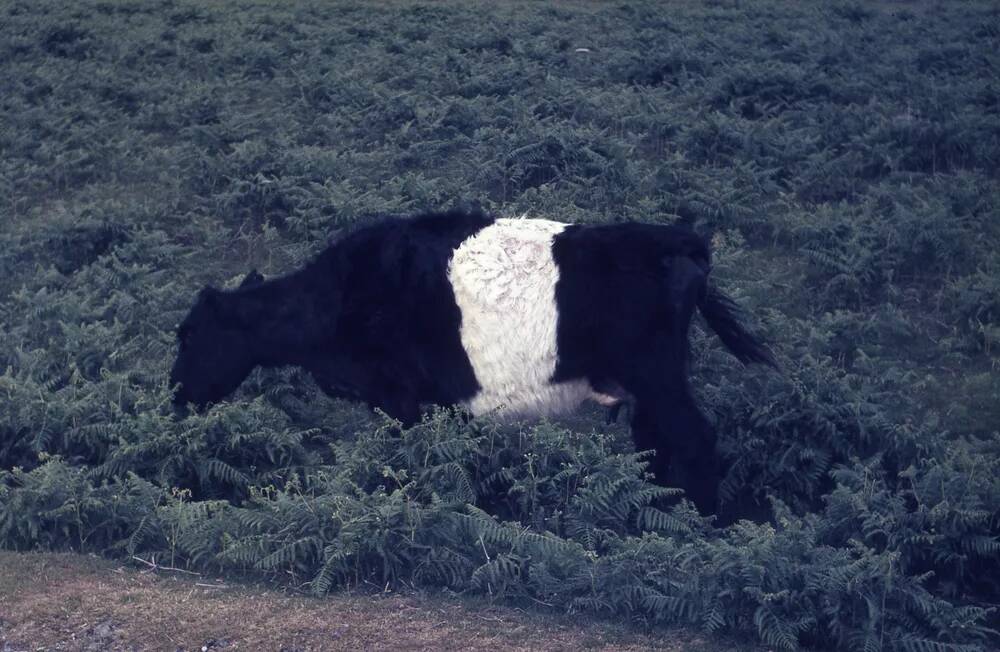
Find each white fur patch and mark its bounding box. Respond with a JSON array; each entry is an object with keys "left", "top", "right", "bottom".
[{"left": 448, "top": 218, "right": 602, "bottom": 418}]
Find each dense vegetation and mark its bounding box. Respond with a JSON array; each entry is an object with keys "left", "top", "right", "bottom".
[{"left": 2, "top": 1, "right": 999, "bottom": 649}]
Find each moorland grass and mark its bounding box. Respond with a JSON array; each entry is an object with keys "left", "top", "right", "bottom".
[{"left": 2, "top": 1, "right": 999, "bottom": 649}]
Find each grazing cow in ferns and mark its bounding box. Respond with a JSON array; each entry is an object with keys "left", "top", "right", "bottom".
[{"left": 170, "top": 210, "right": 774, "bottom": 514}]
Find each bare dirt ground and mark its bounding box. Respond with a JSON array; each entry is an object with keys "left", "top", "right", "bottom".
[{"left": 0, "top": 551, "right": 739, "bottom": 652}]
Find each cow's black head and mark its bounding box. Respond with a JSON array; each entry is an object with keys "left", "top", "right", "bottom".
[{"left": 170, "top": 271, "right": 263, "bottom": 411}]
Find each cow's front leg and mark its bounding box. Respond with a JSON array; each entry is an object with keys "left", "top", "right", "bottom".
[
  {"left": 370, "top": 373, "right": 422, "bottom": 428},
  {"left": 373, "top": 393, "right": 421, "bottom": 429}
]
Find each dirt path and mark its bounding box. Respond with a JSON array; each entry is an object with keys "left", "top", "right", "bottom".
[{"left": 0, "top": 552, "right": 730, "bottom": 652}]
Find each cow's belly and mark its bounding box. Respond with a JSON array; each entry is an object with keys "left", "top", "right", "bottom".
[{"left": 448, "top": 217, "right": 600, "bottom": 418}]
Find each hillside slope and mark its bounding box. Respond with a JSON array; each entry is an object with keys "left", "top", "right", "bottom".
[{"left": 1, "top": 1, "right": 998, "bottom": 650}]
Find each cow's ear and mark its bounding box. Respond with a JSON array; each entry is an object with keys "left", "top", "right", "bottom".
[
  {"left": 240, "top": 269, "right": 264, "bottom": 289},
  {"left": 199, "top": 286, "right": 221, "bottom": 303},
  {"left": 200, "top": 286, "right": 247, "bottom": 328},
  {"left": 196, "top": 286, "right": 223, "bottom": 315}
]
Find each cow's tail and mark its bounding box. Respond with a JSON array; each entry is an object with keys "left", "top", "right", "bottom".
[{"left": 698, "top": 286, "right": 776, "bottom": 367}]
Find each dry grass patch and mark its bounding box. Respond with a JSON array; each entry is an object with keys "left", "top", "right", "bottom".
[{"left": 0, "top": 551, "right": 738, "bottom": 651}]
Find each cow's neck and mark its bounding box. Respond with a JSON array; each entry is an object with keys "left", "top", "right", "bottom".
[{"left": 237, "top": 271, "right": 333, "bottom": 369}]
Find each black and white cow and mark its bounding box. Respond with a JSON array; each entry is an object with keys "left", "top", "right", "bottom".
[{"left": 170, "top": 210, "right": 773, "bottom": 513}]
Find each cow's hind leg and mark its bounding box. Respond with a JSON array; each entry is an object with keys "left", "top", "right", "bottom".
[
  {"left": 618, "top": 331, "right": 720, "bottom": 515},
  {"left": 630, "top": 397, "right": 672, "bottom": 483},
  {"left": 662, "top": 392, "right": 718, "bottom": 515},
  {"left": 629, "top": 388, "right": 718, "bottom": 515}
]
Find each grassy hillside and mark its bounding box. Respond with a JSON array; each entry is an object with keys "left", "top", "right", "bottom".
[{"left": 2, "top": 1, "right": 999, "bottom": 650}]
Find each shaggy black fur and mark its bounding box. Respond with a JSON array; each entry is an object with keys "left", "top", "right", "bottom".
[
  {"left": 171, "top": 210, "right": 493, "bottom": 423},
  {"left": 170, "top": 210, "right": 773, "bottom": 515}
]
